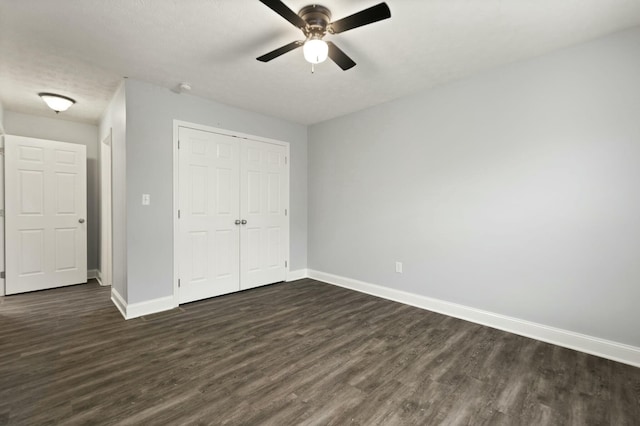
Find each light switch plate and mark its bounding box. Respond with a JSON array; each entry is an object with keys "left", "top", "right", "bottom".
[{"left": 142, "top": 194, "right": 150, "bottom": 205}]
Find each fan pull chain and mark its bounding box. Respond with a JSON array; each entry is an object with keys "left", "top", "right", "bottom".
[{"left": 311, "top": 63, "right": 315, "bottom": 74}]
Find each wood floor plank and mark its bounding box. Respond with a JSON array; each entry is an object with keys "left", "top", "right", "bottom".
[{"left": 1, "top": 278, "right": 639, "bottom": 425}]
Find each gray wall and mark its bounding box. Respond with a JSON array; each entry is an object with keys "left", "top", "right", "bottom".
[
  {"left": 98, "top": 82, "right": 127, "bottom": 299},
  {"left": 4, "top": 110, "right": 100, "bottom": 272},
  {"left": 308, "top": 28, "right": 640, "bottom": 347},
  {"left": 124, "top": 79, "right": 308, "bottom": 304}
]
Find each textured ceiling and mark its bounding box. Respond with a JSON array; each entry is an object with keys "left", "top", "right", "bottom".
[{"left": 1, "top": 0, "right": 640, "bottom": 125}]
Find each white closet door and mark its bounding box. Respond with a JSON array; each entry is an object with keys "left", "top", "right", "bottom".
[
  {"left": 240, "top": 139, "right": 287, "bottom": 290},
  {"left": 178, "top": 128, "right": 240, "bottom": 303},
  {"left": 5, "top": 135, "right": 87, "bottom": 294}
]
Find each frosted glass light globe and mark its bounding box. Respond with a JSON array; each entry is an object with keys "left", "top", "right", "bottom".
[
  {"left": 303, "top": 39, "right": 328, "bottom": 64},
  {"left": 39, "top": 93, "right": 76, "bottom": 112}
]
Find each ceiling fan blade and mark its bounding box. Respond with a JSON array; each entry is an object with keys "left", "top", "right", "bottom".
[
  {"left": 327, "top": 42, "right": 356, "bottom": 71},
  {"left": 329, "top": 3, "right": 391, "bottom": 34},
  {"left": 259, "top": 0, "right": 307, "bottom": 29},
  {"left": 257, "top": 41, "right": 304, "bottom": 62}
]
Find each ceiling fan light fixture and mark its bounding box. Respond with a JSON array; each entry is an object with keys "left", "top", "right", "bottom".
[
  {"left": 38, "top": 92, "right": 76, "bottom": 113},
  {"left": 303, "top": 38, "right": 328, "bottom": 64},
  {"left": 257, "top": 1, "right": 391, "bottom": 70}
]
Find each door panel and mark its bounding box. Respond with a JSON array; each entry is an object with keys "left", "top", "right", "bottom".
[
  {"left": 55, "top": 228, "right": 77, "bottom": 271},
  {"left": 178, "top": 128, "right": 240, "bottom": 303},
  {"left": 267, "top": 227, "right": 281, "bottom": 267},
  {"left": 56, "top": 172, "right": 77, "bottom": 213},
  {"left": 19, "top": 229, "right": 44, "bottom": 275},
  {"left": 19, "top": 170, "right": 44, "bottom": 214},
  {"left": 5, "top": 135, "right": 87, "bottom": 294},
  {"left": 240, "top": 139, "right": 287, "bottom": 290}
]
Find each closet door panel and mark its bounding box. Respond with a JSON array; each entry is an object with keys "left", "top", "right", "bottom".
[
  {"left": 178, "top": 128, "right": 240, "bottom": 303},
  {"left": 240, "top": 139, "right": 287, "bottom": 290}
]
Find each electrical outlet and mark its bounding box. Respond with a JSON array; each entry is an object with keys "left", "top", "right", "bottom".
[
  {"left": 395, "top": 261, "right": 403, "bottom": 273},
  {"left": 142, "top": 194, "right": 150, "bottom": 205}
]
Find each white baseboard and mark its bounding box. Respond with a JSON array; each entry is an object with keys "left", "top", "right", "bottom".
[
  {"left": 111, "top": 288, "right": 127, "bottom": 319},
  {"left": 95, "top": 270, "right": 111, "bottom": 287},
  {"left": 307, "top": 269, "right": 640, "bottom": 368},
  {"left": 110, "top": 288, "right": 176, "bottom": 320},
  {"left": 87, "top": 269, "right": 98, "bottom": 280},
  {"left": 287, "top": 269, "right": 308, "bottom": 281},
  {"left": 127, "top": 295, "right": 175, "bottom": 319}
]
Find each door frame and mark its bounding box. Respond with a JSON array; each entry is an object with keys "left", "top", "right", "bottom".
[
  {"left": 99, "top": 129, "right": 113, "bottom": 287},
  {"left": 172, "top": 120, "right": 291, "bottom": 307},
  {"left": 0, "top": 136, "right": 5, "bottom": 296}
]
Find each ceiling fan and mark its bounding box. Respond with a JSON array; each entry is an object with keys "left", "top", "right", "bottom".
[{"left": 256, "top": 0, "right": 391, "bottom": 71}]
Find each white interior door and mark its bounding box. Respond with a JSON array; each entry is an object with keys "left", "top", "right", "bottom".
[
  {"left": 5, "top": 135, "right": 87, "bottom": 294},
  {"left": 240, "top": 139, "right": 288, "bottom": 290},
  {"left": 178, "top": 127, "right": 240, "bottom": 303}
]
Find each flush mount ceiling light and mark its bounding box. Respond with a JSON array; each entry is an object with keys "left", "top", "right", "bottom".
[{"left": 38, "top": 92, "right": 76, "bottom": 113}]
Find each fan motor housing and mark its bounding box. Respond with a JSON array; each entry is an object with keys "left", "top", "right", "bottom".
[{"left": 299, "top": 5, "right": 331, "bottom": 36}]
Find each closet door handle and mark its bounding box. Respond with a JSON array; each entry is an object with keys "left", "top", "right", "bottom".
[
  {"left": 235, "top": 220, "right": 241, "bottom": 225},
  {"left": 241, "top": 220, "right": 247, "bottom": 225}
]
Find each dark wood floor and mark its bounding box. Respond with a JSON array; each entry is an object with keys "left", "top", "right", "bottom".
[{"left": 0, "top": 279, "right": 638, "bottom": 425}]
